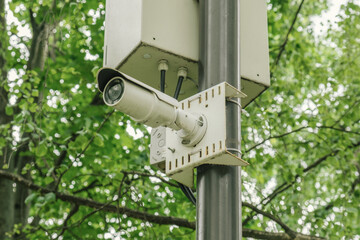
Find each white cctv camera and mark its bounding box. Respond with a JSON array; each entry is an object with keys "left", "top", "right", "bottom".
[{"left": 97, "top": 68, "right": 207, "bottom": 146}]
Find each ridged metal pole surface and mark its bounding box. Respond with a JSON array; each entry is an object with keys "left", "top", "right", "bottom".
[{"left": 196, "top": 0, "right": 242, "bottom": 239}]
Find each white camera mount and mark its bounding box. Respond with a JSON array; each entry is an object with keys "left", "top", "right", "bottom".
[
  {"left": 97, "top": 68, "right": 249, "bottom": 187},
  {"left": 150, "top": 82, "right": 249, "bottom": 187}
]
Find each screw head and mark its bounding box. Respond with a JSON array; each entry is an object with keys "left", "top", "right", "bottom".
[
  {"left": 158, "top": 139, "right": 165, "bottom": 147},
  {"left": 182, "top": 139, "right": 190, "bottom": 145},
  {"left": 198, "top": 116, "right": 204, "bottom": 126}
]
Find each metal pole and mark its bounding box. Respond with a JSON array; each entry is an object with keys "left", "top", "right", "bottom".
[{"left": 196, "top": 0, "right": 242, "bottom": 239}]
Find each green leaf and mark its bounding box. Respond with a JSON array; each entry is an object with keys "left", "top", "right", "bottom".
[
  {"left": 44, "top": 193, "right": 56, "bottom": 203},
  {"left": 29, "top": 103, "right": 38, "bottom": 113},
  {"left": 36, "top": 143, "right": 48, "bottom": 157},
  {"left": 94, "top": 134, "right": 104, "bottom": 147},
  {"left": 37, "top": 196, "right": 45, "bottom": 204},
  {"left": 19, "top": 99, "right": 28, "bottom": 110},
  {"left": 25, "top": 123, "right": 35, "bottom": 132},
  {"left": 44, "top": 177, "right": 54, "bottom": 185},
  {"left": 91, "top": 65, "right": 100, "bottom": 77},
  {"left": 295, "top": 168, "right": 303, "bottom": 176},
  {"left": 27, "top": 97, "right": 34, "bottom": 103},
  {"left": 25, "top": 193, "right": 38, "bottom": 205},
  {"left": 76, "top": 135, "right": 88, "bottom": 150},
  {"left": 5, "top": 106, "right": 13, "bottom": 116}
]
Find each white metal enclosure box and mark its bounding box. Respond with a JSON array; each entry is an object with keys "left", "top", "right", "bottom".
[{"left": 103, "top": 0, "right": 270, "bottom": 106}]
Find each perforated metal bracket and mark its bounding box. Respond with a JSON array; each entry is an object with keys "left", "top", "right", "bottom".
[{"left": 150, "top": 82, "right": 249, "bottom": 187}]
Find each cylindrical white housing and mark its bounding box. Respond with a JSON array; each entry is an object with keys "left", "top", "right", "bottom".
[
  {"left": 103, "top": 77, "right": 177, "bottom": 128},
  {"left": 175, "top": 110, "right": 198, "bottom": 134},
  {"left": 176, "top": 111, "right": 207, "bottom": 146},
  {"left": 100, "top": 69, "right": 207, "bottom": 146}
]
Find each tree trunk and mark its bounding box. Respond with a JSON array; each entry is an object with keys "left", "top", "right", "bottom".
[
  {"left": 11, "top": 17, "right": 51, "bottom": 238},
  {"left": 0, "top": 3, "right": 51, "bottom": 237},
  {"left": 28, "top": 20, "right": 50, "bottom": 71},
  {"left": 0, "top": 170, "right": 14, "bottom": 240},
  {"left": 0, "top": 0, "right": 15, "bottom": 239},
  {"left": 13, "top": 150, "right": 31, "bottom": 238}
]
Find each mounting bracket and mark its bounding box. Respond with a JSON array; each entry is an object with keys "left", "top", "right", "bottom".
[{"left": 150, "top": 82, "right": 249, "bottom": 187}]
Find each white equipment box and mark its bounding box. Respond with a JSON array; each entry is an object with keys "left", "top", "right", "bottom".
[{"left": 103, "top": 0, "right": 270, "bottom": 106}]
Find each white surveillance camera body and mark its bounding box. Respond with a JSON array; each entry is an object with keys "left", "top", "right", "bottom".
[
  {"left": 98, "top": 68, "right": 179, "bottom": 129},
  {"left": 97, "top": 68, "right": 207, "bottom": 146}
]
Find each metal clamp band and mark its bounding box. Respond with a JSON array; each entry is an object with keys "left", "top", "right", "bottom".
[
  {"left": 226, "top": 148, "right": 242, "bottom": 156},
  {"left": 226, "top": 98, "right": 242, "bottom": 109}
]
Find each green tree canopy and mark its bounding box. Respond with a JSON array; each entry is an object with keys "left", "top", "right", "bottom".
[{"left": 0, "top": 0, "right": 359, "bottom": 239}]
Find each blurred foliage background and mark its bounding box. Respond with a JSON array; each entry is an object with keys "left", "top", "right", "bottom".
[{"left": 0, "top": 0, "right": 359, "bottom": 239}]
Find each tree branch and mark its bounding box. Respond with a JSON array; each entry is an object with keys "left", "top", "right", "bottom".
[
  {"left": 121, "top": 170, "right": 179, "bottom": 188},
  {"left": 28, "top": 9, "right": 38, "bottom": 32},
  {"left": 243, "top": 202, "right": 296, "bottom": 238},
  {"left": 266, "top": 141, "right": 360, "bottom": 206},
  {"left": 242, "top": 228, "right": 325, "bottom": 240},
  {"left": 244, "top": 141, "right": 360, "bottom": 226},
  {"left": 323, "top": 152, "right": 360, "bottom": 211},
  {"left": 55, "top": 110, "right": 115, "bottom": 191},
  {"left": 56, "top": 204, "right": 79, "bottom": 239},
  {"left": 317, "top": 125, "right": 360, "bottom": 135},
  {"left": 245, "top": 124, "right": 359, "bottom": 154},
  {"left": 0, "top": 169, "right": 194, "bottom": 228},
  {"left": 242, "top": 202, "right": 328, "bottom": 239},
  {"left": 54, "top": 133, "right": 78, "bottom": 169},
  {"left": 245, "top": 126, "right": 307, "bottom": 153},
  {"left": 0, "top": 170, "right": 326, "bottom": 240},
  {"left": 72, "top": 180, "right": 101, "bottom": 194},
  {"left": 349, "top": 156, "right": 360, "bottom": 195},
  {"left": 274, "top": 0, "right": 306, "bottom": 66},
  {"left": 331, "top": 99, "right": 360, "bottom": 127}
]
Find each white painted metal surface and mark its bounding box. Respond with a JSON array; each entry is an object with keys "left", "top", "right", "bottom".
[
  {"left": 150, "top": 126, "right": 167, "bottom": 170},
  {"left": 150, "top": 83, "right": 249, "bottom": 187},
  {"left": 103, "top": 0, "right": 270, "bottom": 106}
]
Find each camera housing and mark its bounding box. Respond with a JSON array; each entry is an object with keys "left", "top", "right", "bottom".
[
  {"left": 98, "top": 68, "right": 179, "bottom": 128},
  {"left": 97, "top": 68, "right": 207, "bottom": 145}
]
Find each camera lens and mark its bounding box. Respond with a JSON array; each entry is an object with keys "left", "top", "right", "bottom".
[{"left": 104, "top": 78, "right": 124, "bottom": 105}]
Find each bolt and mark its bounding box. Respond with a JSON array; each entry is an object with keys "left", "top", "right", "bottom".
[
  {"left": 198, "top": 117, "right": 204, "bottom": 126},
  {"left": 182, "top": 139, "right": 190, "bottom": 145},
  {"left": 168, "top": 147, "right": 175, "bottom": 153}
]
